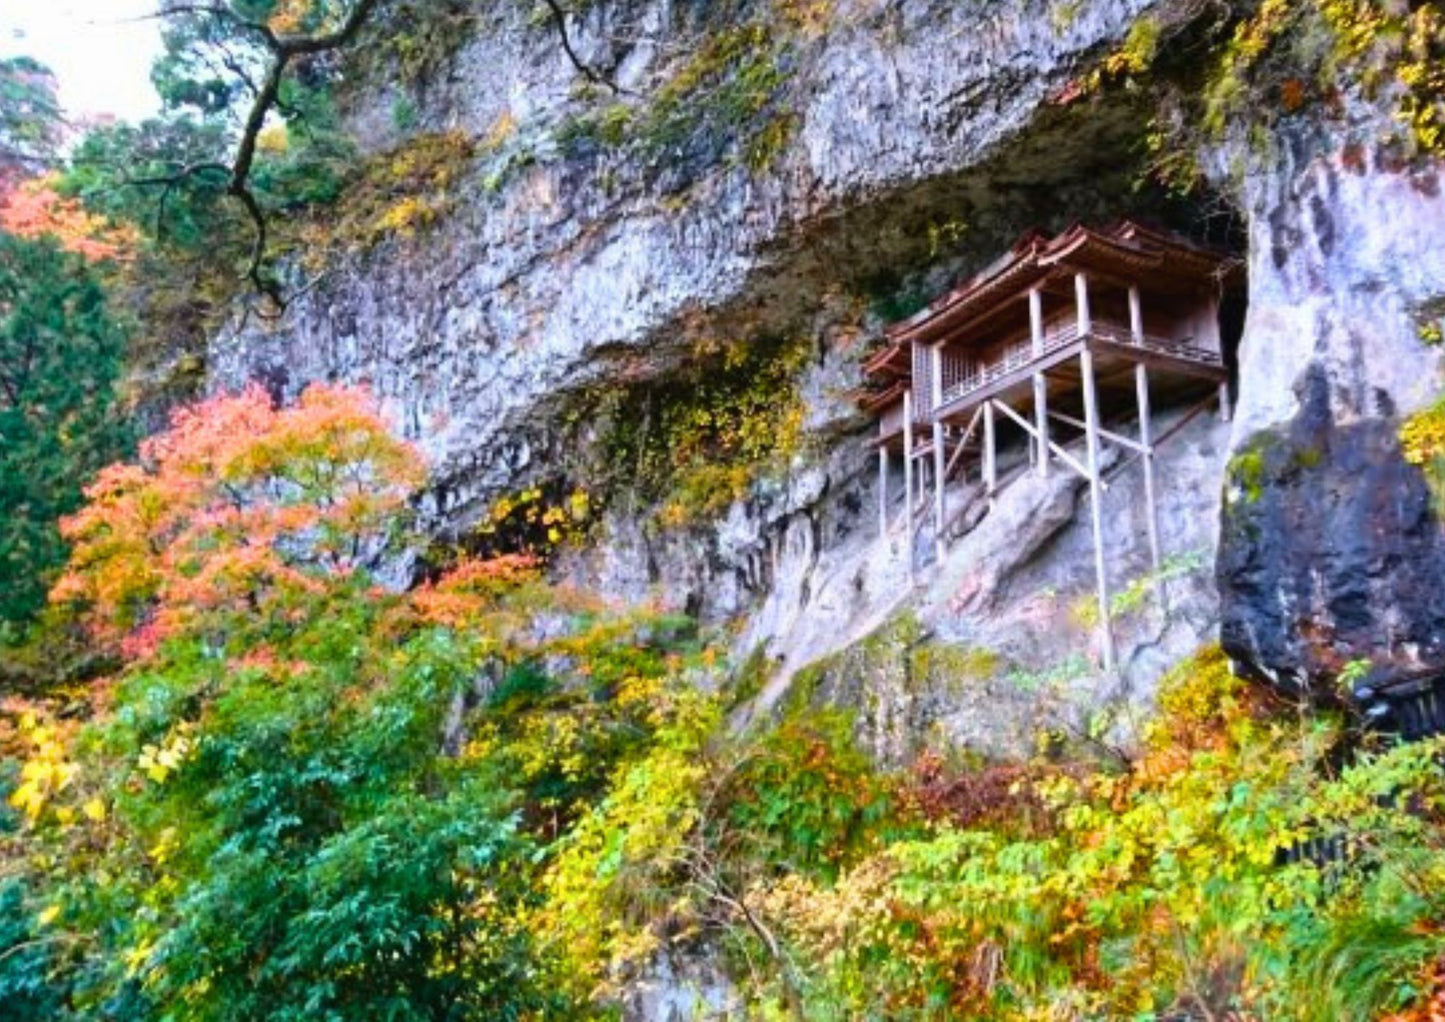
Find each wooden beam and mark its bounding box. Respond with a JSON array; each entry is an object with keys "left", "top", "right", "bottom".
[
  {"left": 878, "top": 446, "right": 888, "bottom": 538},
  {"left": 1080, "top": 348, "right": 1116, "bottom": 674},
  {"left": 1075, "top": 272, "right": 1092, "bottom": 337},
  {"left": 983, "top": 399, "right": 997, "bottom": 501},
  {"left": 1128, "top": 284, "right": 1144, "bottom": 344},
  {"left": 933, "top": 420, "right": 946, "bottom": 561},
  {"left": 1087, "top": 337, "right": 1228, "bottom": 381},
  {"left": 1046, "top": 410, "right": 1149, "bottom": 454},
  {"left": 1109, "top": 390, "right": 1216, "bottom": 477},
  {"left": 1137, "top": 363, "right": 1162, "bottom": 573},
  {"left": 1030, "top": 287, "right": 1050, "bottom": 479},
  {"left": 944, "top": 405, "right": 983, "bottom": 482},
  {"left": 903, "top": 389, "right": 914, "bottom": 583},
  {"left": 989, "top": 399, "right": 1099, "bottom": 485},
  {"left": 930, "top": 343, "right": 944, "bottom": 412}
]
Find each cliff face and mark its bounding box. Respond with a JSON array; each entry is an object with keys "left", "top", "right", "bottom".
[
  {"left": 211, "top": 0, "right": 1171, "bottom": 525},
  {"left": 210, "top": 0, "right": 1445, "bottom": 754},
  {"left": 1217, "top": 131, "right": 1445, "bottom": 696}
]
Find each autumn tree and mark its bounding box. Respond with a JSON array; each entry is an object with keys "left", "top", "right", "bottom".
[
  {"left": 52, "top": 383, "right": 425, "bottom": 655},
  {"left": 5, "top": 384, "right": 570, "bottom": 1019}
]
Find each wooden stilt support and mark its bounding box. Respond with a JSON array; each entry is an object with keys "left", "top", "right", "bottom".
[
  {"left": 982, "top": 399, "right": 997, "bottom": 501},
  {"left": 1128, "top": 285, "right": 1144, "bottom": 348},
  {"left": 1218, "top": 380, "right": 1232, "bottom": 422},
  {"left": 902, "top": 390, "right": 915, "bottom": 582},
  {"left": 932, "top": 420, "right": 946, "bottom": 561},
  {"left": 1080, "top": 335, "right": 1116, "bottom": 675},
  {"left": 1030, "top": 288, "right": 1049, "bottom": 478},
  {"left": 877, "top": 446, "right": 889, "bottom": 538},
  {"left": 1075, "top": 272, "right": 1092, "bottom": 336},
  {"left": 1136, "top": 363, "right": 1162, "bottom": 574}
]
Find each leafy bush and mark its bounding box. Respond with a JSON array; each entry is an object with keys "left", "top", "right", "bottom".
[{"left": 758, "top": 649, "right": 1445, "bottom": 1019}]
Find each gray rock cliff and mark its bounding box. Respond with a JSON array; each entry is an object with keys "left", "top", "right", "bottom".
[{"left": 208, "top": 0, "right": 1445, "bottom": 754}]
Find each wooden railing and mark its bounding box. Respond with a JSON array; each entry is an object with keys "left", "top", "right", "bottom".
[{"left": 937, "top": 321, "right": 1221, "bottom": 407}]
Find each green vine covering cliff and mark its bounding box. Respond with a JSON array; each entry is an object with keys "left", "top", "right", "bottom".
[{"left": 5, "top": 0, "right": 1445, "bottom": 1019}]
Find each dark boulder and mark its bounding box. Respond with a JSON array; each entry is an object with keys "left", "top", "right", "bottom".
[{"left": 1217, "top": 365, "right": 1445, "bottom": 698}]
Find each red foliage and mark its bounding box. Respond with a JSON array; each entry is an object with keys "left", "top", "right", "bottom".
[
  {"left": 409, "top": 554, "right": 541, "bottom": 630},
  {"left": 902, "top": 751, "right": 1068, "bottom": 835},
  {"left": 0, "top": 176, "right": 136, "bottom": 261},
  {"left": 52, "top": 384, "right": 426, "bottom": 657}
]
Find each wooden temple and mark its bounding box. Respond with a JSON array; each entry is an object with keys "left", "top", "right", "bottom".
[{"left": 863, "top": 222, "right": 1234, "bottom": 672}]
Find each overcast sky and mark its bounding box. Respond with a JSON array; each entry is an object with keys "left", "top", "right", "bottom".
[{"left": 2, "top": 1, "right": 163, "bottom": 124}]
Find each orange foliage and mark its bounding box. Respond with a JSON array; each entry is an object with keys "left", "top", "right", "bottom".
[
  {"left": 1382, "top": 954, "right": 1445, "bottom": 1022},
  {"left": 52, "top": 384, "right": 426, "bottom": 656},
  {"left": 0, "top": 175, "right": 137, "bottom": 261},
  {"left": 409, "top": 554, "right": 541, "bottom": 630}
]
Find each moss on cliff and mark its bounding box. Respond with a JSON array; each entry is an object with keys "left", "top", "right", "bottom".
[{"left": 588, "top": 333, "right": 812, "bottom": 526}]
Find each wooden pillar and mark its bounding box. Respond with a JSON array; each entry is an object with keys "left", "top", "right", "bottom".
[
  {"left": 1128, "top": 285, "right": 1144, "bottom": 344},
  {"left": 1218, "top": 380, "right": 1232, "bottom": 422},
  {"left": 903, "top": 389, "right": 915, "bottom": 582},
  {"left": 1075, "top": 272, "right": 1092, "bottom": 337},
  {"left": 878, "top": 445, "right": 889, "bottom": 537},
  {"left": 983, "top": 400, "right": 997, "bottom": 500},
  {"left": 1030, "top": 288, "right": 1049, "bottom": 479},
  {"left": 933, "top": 420, "right": 946, "bottom": 561},
  {"left": 1136, "top": 363, "right": 1161, "bottom": 574},
  {"left": 1080, "top": 349, "right": 1116, "bottom": 674},
  {"left": 930, "top": 344, "right": 944, "bottom": 411}
]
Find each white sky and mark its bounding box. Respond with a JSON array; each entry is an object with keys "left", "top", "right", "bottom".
[{"left": 1, "top": 0, "right": 163, "bottom": 124}]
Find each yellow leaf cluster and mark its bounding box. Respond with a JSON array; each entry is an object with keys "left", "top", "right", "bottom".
[
  {"left": 137, "top": 724, "right": 195, "bottom": 785},
  {"left": 6, "top": 712, "right": 80, "bottom": 824}
]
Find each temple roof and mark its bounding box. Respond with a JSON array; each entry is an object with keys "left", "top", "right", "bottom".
[
  {"left": 856, "top": 378, "right": 906, "bottom": 414},
  {"left": 875, "top": 221, "right": 1233, "bottom": 359}
]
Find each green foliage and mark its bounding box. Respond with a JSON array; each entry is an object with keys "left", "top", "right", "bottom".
[
  {"left": 1072, "top": 548, "right": 1209, "bottom": 630},
  {"left": 0, "top": 233, "right": 131, "bottom": 631},
  {"left": 722, "top": 710, "right": 893, "bottom": 880},
  {"left": 1080, "top": 1, "right": 1445, "bottom": 192},
  {"left": 639, "top": 21, "right": 796, "bottom": 174},
  {"left": 758, "top": 649, "right": 1445, "bottom": 1020},
  {"left": 356, "top": 0, "right": 477, "bottom": 87},
  {"left": 0, "top": 57, "right": 63, "bottom": 183},
  {"left": 1229, "top": 437, "right": 1271, "bottom": 503},
  {"left": 11, "top": 386, "right": 1445, "bottom": 1020},
  {"left": 556, "top": 6, "right": 800, "bottom": 178},
  {"left": 289, "top": 130, "right": 478, "bottom": 262},
  {"left": 595, "top": 334, "right": 811, "bottom": 526},
  {"left": 0, "top": 877, "right": 65, "bottom": 1021}
]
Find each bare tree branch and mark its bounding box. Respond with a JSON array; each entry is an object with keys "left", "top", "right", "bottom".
[{"left": 540, "top": 0, "right": 630, "bottom": 95}]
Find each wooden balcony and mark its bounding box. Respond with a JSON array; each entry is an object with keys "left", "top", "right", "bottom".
[{"left": 933, "top": 319, "right": 1224, "bottom": 422}]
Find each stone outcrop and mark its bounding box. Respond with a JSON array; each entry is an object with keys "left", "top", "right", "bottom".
[
  {"left": 208, "top": 1, "right": 1445, "bottom": 736},
  {"left": 1216, "top": 127, "right": 1445, "bottom": 696},
  {"left": 210, "top": 0, "right": 1176, "bottom": 534}
]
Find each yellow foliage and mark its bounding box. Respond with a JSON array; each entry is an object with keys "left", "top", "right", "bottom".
[
  {"left": 1400, "top": 396, "right": 1445, "bottom": 467},
  {"left": 6, "top": 711, "right": 80, "bottom": 825},
  {"left": 136, "top": 724, "right": 195, "bottom": 786},
  {"left": 1400, "top": 395, "right": 1445, "bottom": 510},
  {"left": 256, "top": 124, "right": 290, "bottom": 155}
]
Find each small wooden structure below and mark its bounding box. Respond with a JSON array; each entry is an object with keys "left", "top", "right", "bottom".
[{"left": 862, "top": 222, "right": 1235, "bottom": 673}]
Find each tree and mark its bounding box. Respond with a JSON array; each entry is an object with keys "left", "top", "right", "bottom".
[
  {"left": 0, "top": 232, "right": 130, "bottom": 629},
  {"left": 63, "top": 1, "right": 381, "bottom": 310},
  {"left": 52, "top": 383, "right": 424, "bottom": 656},
  {"left": 0, "top": 57, "right": 63, "bottom": 197},
  {"left": 8, "top": 384, "right": 565, "bottom": 1019},
  {"left": 62, "top": 1, "right": 622, "bottom": 313}
]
